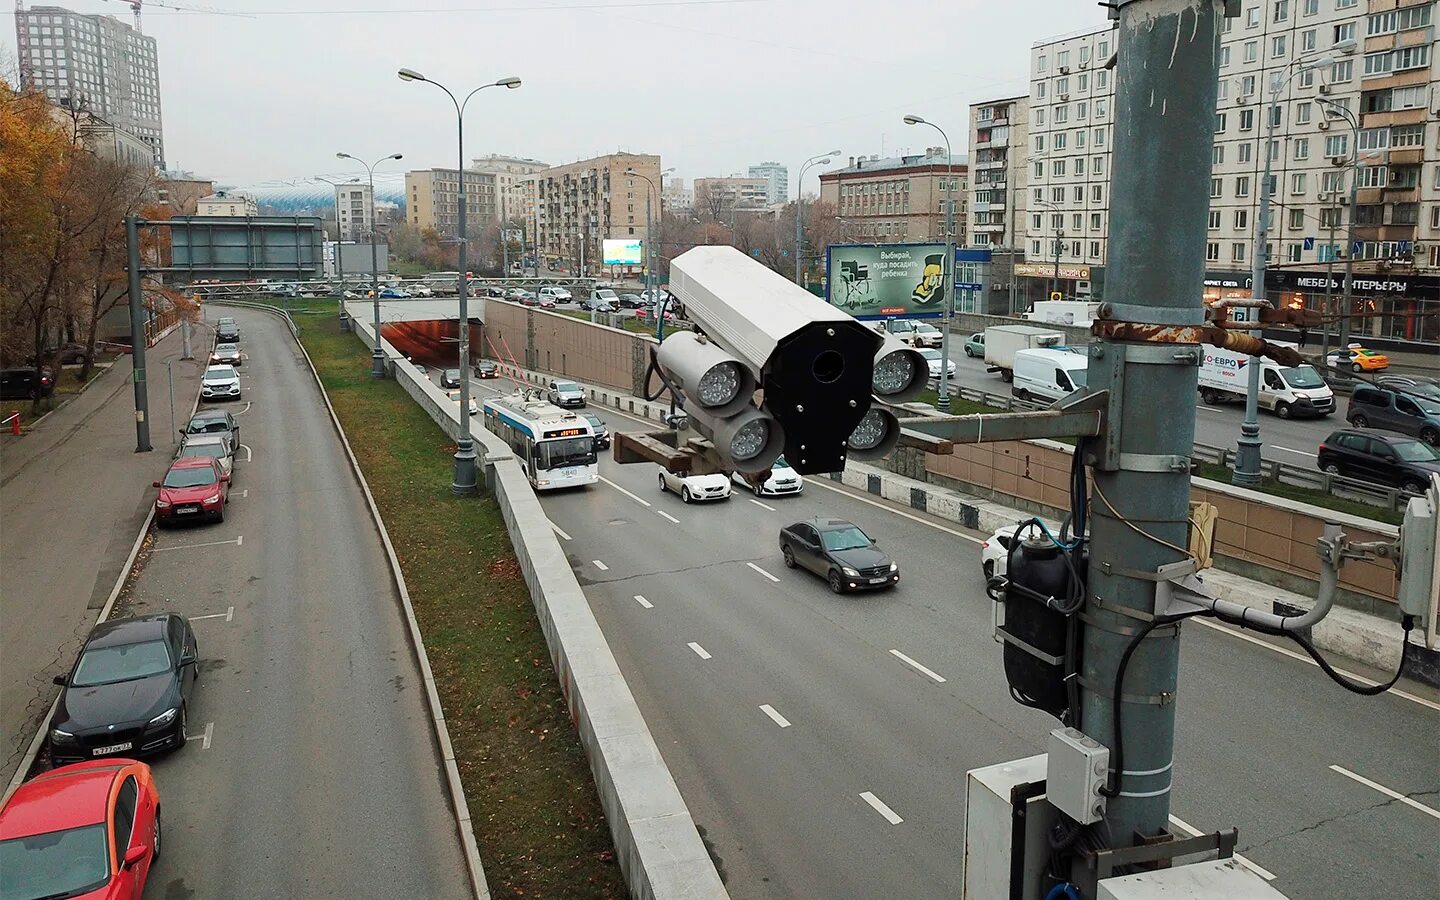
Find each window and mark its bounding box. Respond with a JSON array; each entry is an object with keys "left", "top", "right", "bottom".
[
  {"left": 1034, "top": 161, "right": 1044, "bottom": 178},
  {"left": 1054, "top": 105, "right": 1069, "bottom": 124},
  {"left": 1358, "top": 127, "right": 1389, "bottom": 152},
  {"left": 1390, "top": 165, "right": 1421, "bottom": 189},
  {"left": 1076, "top": 129, "right": 1087, "bottom": 147},
  {"left": 1058, "top": 50, "right": 1070, "bottom": 67},
  {"left": 1056, "top": 76, "right": 1070, "bottom": 94},
  {"left": 1234, "top": 209, "right": 1249, "bottom": 230},
  {"left": 1320, "top": 208, "right": 1341, "bottom": 229},
  {"left": 1242, "top": 75, "right": 1257, "bottom": 97},
  {"left": 1247, "top": 6, "right": 1260, "bottom": 27},
  {"left": 1052, "top": 213, "right": 1064, "bottom": 229},
  {"left": 1324, "top": 134, "right": 1349, "bottom": 158},
  {"left": 1210, "top": 177, "right": 1223, "bottom": 198},
  {"left": 1232, "top": 242, "right": 1247, "bottom": 262},
  {"left": 1052, "top": 187, "right": 1065, "bottom": 202},
  {"left": 1080, "top": 46, "right": 1091, "bottom": 63},
  {"left": 1392, "top": 124, "right": 1424, "bottom": 148},
  {"left": 1032, "top": 214, "right": 1043, "bottom": 230},
  {"left": 1053, "top": 159, "right": 1067, "bottom": 176},
  {"left": 1221, "top": 45, "right": 1232, "bottom": 67},
  {"left": 1090, "top": 213, "right": 1102, "bottom": 230},
  {"left": 1294, "top": 137, "right": 1309, "bottom": 160},
  {"left": 1289, "top": 208, "right": 1304, "bottom": 229},
  {"left": 1037, "top": 82, "right": 1047, "bottom": 100},
  {"left": 1399, "top": 5, "right": 1432, "bottom": 30},
  {"left": 1290, "top": 173, "right": 1307, "bottom": 196},
  {"left": 1395, "top": 45, "right": 1430, "bottom": 71},
  {"left": 1334, "top": 21, "right": 1355, "bottom": 43},
  {"left": 1213, "top": 144, "right": 1225, "bottom": 165},
  {"left": 1077, "top": 101, "right": 1088, "bottom": 119},
  {"left": 1097, "top": 71, "right": 1108, "bottom": 90},
  {"left": 1073, "top": 186, "right": 1084, "bottom": 201},
  {"left": 1098, "top": 39, "right": 1109, "bottom": 57},
  {"left": 1322, "top": 170, "right": 1344, "bottom": 193},
  {"left": 1054, "top": 132, "right": 1068, "bottom": 149},
  {"left": 1095, "top": 99, "right": 1108, "bottom": 118},
  {"left": 1215, "top": 112, "right": 1227, "bottom": 134},
  {"left": 1236, "top": 176, "right": 1251, "bottom": 197},
  {"left": 1034, "top": 188, "right": 1044, "bottom": 203},
  {"left": 1089, "top": 241, "right": 1101, "bottom": 258},
  {"left": 1394, "top": 85, "right": 1425, "bottom": 109},
  {"left": 1034, "top": 134, "right": 1046, "bottom": 152},
  {"left": 1272, "top": 35, "right": 1287, "bottom": 59},
  {"left": 114, "top": 776, "right": 138, "bottom": 856},
  {"left": 1332, "top": 59, "right": 1354, "bottom": 81},
  {"left": 1072, "top": 213, "right": 1083, "bottom": 230},
  {"left": 1038, "top": 55, "right": 1048, "bottom": 73},
  {"left": 1355, "top": 204, "right": 1384, "bottom": 225},
  {"left": 1075, "top": 157, "right": 1086, "bottom": 175},
  {"left": 1035, "top": 108, "right": 1046, "bottom": 126},
  {"left": 1218, "top": 80, "right": 1230, "bottom": 101},
  {"left": 1301, "top": 29, "right": 1316, "bottom": 51},
  {"left": 1363, "top": 52, "right": 1393, "bottom": 76},
  {"left": 1239, "top": 109, "right": 1255, "bottom": 131},
  {"left": 1244, "top": 40, "right": 1258, "bottom": 63},
  {"left": 1206, "top": 242, "right": 1221, "bottom": 261},
  {"left": 1092, "top": 185, "right": 1103, "bottom": 203},
  {"left": 1208, "top": 210, "right": 1221, "bottom": 229},
  {"left": 1092, "top": 156, "right": 1103, "bottom": 176},
  {"left": 1272, "top": 0, "right": 1287, "bottom": 21},
  {"left": 1367, "top": 10, "right": 1397, "bottom": 36}
]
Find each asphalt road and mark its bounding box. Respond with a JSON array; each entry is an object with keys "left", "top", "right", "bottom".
[
  {"left": 462, "top": 376, "right": 1438, "bottom": 900},
  {"left": 120, "top": 309, "right": 470, "bottom": 899}
]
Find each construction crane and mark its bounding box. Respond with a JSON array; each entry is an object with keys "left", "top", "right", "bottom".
[{"left": 100, "top": 0, "right": 246, "bottom": 33}]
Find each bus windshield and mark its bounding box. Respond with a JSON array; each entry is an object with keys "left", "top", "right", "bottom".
[{"left": 535, "top": 437, "right": 595, "bottom": 470}]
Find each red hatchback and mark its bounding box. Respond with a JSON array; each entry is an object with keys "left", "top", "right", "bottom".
[
  {"left": 0, "top": 760, "right": 160, "bottom": 900},
  {"left": 154, "top": 456, "right": 229, "bottom": 524}
]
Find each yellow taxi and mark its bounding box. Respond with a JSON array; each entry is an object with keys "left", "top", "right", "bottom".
[{"left": 1326, "top": 344, "right": 1389, "bottom": 373}]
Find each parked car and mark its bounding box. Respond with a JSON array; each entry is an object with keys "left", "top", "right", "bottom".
[
  {"left": 440, "top": 368, "right": 462, "bottom": 389},
  {"left": 1317, "top": 429, "right": 1440, "bottom": 494},
  {"left": 408, "top": 284, "right": 435, "bottom": 298},
  {"left": 216, "top": 316, "right": 240, "bottom": 340},
  {"left": 342, "top": 290, "right": 362, "bottom": 301},
  {"left": 484, "top": 285, "right": 507, "bottom": 298},
  {"left": 547, "top": 379, "right": 586, "bottom": 408},
  {"left": 0, "top": 759, "right": 161, "bottom": 899},
  {"left": 1325, "top": 344, "right": 1389, "bottom": 373},
  {"left": 1348, "top": 385, "right": 1440, "bottom": 446},
  {"left": 0, "top": 366, "right": 55, "bottom": 400},
  {"left": 178, "top": 433, "right": 236, "bottom": 482},
  {"left": 979, "top": 521, "right": 1045, "bottom": 580},
  {"left": 583, "top": 413, "right": 610, "bottom": 450},
  {"left": 153, "top": 456, "right": 230, "bottom": 524},
  {"left": 377, "top": 287, "right": 411, "bottom": 299},
  {"left": 474, "top": 359, "right": 499, "bottom": 379},
  {"left": 589, "top": 288, "right": 621, "bottom": 310},
  {"left": 537, "top": 295, "right": 558, "bottom": 310},
  {"left": 731, "top": 455, "right": 803, "bottom": 496},
  {"left": 539, "top": 286, "right": 572, "bottom": 303},
  {"left": 215, "top": 322, "right": 240, "bottom": 343},
  {"left": 779, "top": 518, "right": 899, "bottom": 593},
  {"left": 658, "top": 470, "right": 731, "bottom": 502},
  {"left": 503, "top": 287, "right": 527, "bottom": 301},
  {"left": 963, "top": 332, "right": 986, "bottom": 358},
  {"left": 918, "top": 348, "right": 956, "bottom": 380},
  {"left": 209, "top": 343, "right": 242, "bottom": 367},
  {"left": 447, "top": 389, "right": 479, "bottom": 416},
  {"left": 1376, "top": 373, "right": 1440, "bottom": 401},
  {"left": 49, "top": 613, "right": 199, "bottom": 765},
  {"left": 617, "top": 293, "right": 647, "bottom": 309},
  {"left": 200, "top": 365, "right": 240, "bottom": 401},
  {"left": 182, "top": 409, "right": 239, "bottom": 447},
  {"left": 585, "top": 300, "right": 616, "bottom": 314},
  {"left": 909, "top": 322, "right": 944, "bottom": 349},
  {"left": 518, "top": 291, "right": 539, "bottom": 306}
]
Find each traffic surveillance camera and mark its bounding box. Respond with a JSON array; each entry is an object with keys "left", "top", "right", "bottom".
[
  {"left": 843, "top": 405, "right": 902, "bottom": 461},
  {"left": 655, "top": 331, "right": 756, "bottom": 418},
  {"left": 871, "top": 332, "right": 929, "bottom": 404},
  {"left": 662, "top": 246, "right": 883, "bottom": 475},
  {"left": 684, "top": 403, "right": 785, "bottom": 474}
]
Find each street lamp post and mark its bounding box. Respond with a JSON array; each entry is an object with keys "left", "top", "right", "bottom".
[
  {"left": 312, "top": 174, "right": 362, "bottom": 332},
  {"left": 336, "top": 152, "right": 403, "bottom": 378},
  {"left": 1318, "top": 98, "right": 1363, "bottom": 355},
  {"left": 399, "top": 68, "right": 521, "bottom": 497},
  {"left": 795, "top": 150, "right": 840, "bottom": 285},
  {"left": 623, "top": 166, "right": 670, "bottom": 334},
  {"left": 904, "top": 115, "right": 955, "bottom": 413}
]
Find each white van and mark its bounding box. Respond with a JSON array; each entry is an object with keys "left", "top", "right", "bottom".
[{"left": 1012, "top": 348, "right": 1088, "bottom": 404}]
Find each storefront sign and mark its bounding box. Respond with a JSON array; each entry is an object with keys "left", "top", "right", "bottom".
[
  {"left": 1267, "top": 269, "right": 1436, "bottom": 298},
  {"left": 1015, "top": 262, "right": 1090, "bottom": 280}
]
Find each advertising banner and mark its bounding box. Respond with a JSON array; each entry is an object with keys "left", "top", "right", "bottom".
[
  {"left": 825, "top": 242, "right": 949, "bottom": 319},
  {"left": 602, "top": 239, "right": 643, "bottom": 266}
]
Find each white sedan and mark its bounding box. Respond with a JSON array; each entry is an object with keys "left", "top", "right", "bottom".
[
  {"left": 447, "top": 389, "right": 479, "bottom": 416},
  {"left": 731, "top": 455, "right": 803, "bottom": 496},
  {"left": 919, "top": 348, "right": 956, "bottom": 379},
  {"left": 658, "top": 470, "right": 731, "bottom": 503}
]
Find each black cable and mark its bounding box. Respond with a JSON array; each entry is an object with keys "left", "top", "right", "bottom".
[{"left": 1283, "top": 615, "right": 1415, "bottom": 696}]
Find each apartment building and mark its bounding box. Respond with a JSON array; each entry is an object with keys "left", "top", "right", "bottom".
[
  {"left": 335, "top": 182, "right": 373, "bottom": 241},
  {"left": 196, "top": 190, "right": 258, "bottom": 217},
  {"left": 693, "top": 176, "right": 771, "bottom": 216},
  {"left": 404, "top": 168, "right": 499, "bottom": 237},
  {"left": 470, "top": 154, "right": 548, "bottom": 224},
  {"left": 818, "top": 150, "right": 970, "bottom": 244},
  {"left": 747, "top": 162, "right": 790, "bottom": 205},
  {"left": 532, "top": 153, "right": 662, "bottom": 275},
  {"left": 15, "top": 6, "right": 164, "bottom": 168},
  {"left": 663, "top": 176, "right": 694, "bottom": 212},
  {"left": 968, "top": 95, "right": 1031, "bottom": 313}
]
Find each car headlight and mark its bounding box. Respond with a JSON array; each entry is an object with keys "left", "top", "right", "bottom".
[
  {"left": 148, "top": 707, "right": 178, "bottom": 728},
  {"left": 890, "top": 562, "right": 899, "bottom": 572},
  {"left": 842, "top": 567, "right": 860, "bottom": 577},
  {"left": 156, "top": 499, "right": 170, "bottom": 508},
  {"left": 203, "top": 494, "right": 221, "bottom": 504},
  {"left": 50, "top": 728, "right": 76, "bottom": 745}
]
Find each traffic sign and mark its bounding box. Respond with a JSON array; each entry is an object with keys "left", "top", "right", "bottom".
[
  {"left": 1303, "top": 237, "right": 1315, "bottom": 251},
  {"left": 956, "top": 281, "right": 984, "bottom": 291}
]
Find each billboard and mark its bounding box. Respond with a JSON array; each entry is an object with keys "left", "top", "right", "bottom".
[
  {"left": 603, "top": 239, "right": 643, "bottom": 266},
  {"left": 825, "top": 242, "right": 950, "bottom": 319}
]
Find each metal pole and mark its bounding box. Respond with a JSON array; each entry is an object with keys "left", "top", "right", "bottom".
[
  {"left": 453, "top": 116, "right": 478, "bottom": 496},
  {"left": 370, "top": 163, "right": 385, "bottom": 379},
  {"left": 1082, "top": 0, "right": 1220, "bottom": 848},
  {"left": 1006, "top": 155, "right": 1018, "bottom": 316},
  {"left": 1323, "top": 199, "right": 1338, "bottom": 361},
  {"left": 167, "top": 360, "right": 175, "bottom": 446},
  {"left": 125, "top": 214, "right": 152, "bottom": 453},
  {"left": 181, "top": 315, "right": 192, "bottom": 360},
  {"left": 1052, "top": 230, "right": 1062, "bottom": 297},
  {"left": 939, "top": 133, "right": 954, "bottom": 413},
  {"left": 1339, "top": 117, "right": 1360, "bottom": 353}
]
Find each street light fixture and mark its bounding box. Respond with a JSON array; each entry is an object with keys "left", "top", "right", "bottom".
[
  {"left": 399, "top": 67, "right": 522, "bottom": 497},
  {"left": 312, "top": 175, "right": 362, "bottom": 332},
  {"left": 624, "top": 166, "right": 672, "bottom": 337},
  {"left": 904, "top": 114, "right": 956, "bottom": 413},
  {"left": 336, "top": 151, "right": 403, "bottom": 379},
  {"left": 795, "top": 149, "right": 840, "bottom": 284}
]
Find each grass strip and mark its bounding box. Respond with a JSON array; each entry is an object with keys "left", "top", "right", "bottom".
[{"left": 298, "top": 314, "right": 626, "bottom": 898}]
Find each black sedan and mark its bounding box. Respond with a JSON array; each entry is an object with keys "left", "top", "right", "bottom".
[
  {"left": 1318, "top": 429, "right": 1440, "bottom": 494},
  {"left": 583, "top": 413, "right": 610, "bottom": 450},
  {"left": 617, "top": 293, "right": 647, "bottom": 310},
  {"left": 440, "top": 368, "right": 462, "bottom": 389},
  {"left": 49, "top": 613, "right": 199, "bottom": 765},
  {"left": 779, "top": 518, "right": 899, "bottom": 593},
  {"left": 210, "top": 342, "right": 242, "bottom": 367},
  {"left": 474, "top": 359, "right": 499, "bottom": 379}
]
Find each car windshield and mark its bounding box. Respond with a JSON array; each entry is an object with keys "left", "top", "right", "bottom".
[
  {"left": 1393, "top": 441, "right": 1440, "bottom": 462},
  {"left": 914, "top": 324, "right": 938, "bottom": 333},
  {"left": 583, "top": 415, "right": 603, "bottom": 429},
  {"left": 1281, "top": 366, "right": 1325, "bottom": 389},
  {"left": 0, "top": 824, "right": 110, "bottom": 900},
  {"left": 203, "top": 368, "right": 235, "bottom": 382},
  {"left": 820, "top": 525, "right": 871, "bottom": 552},
  {"left": 554, "top": 382, "right": 579, "bottom": 392},
  {"left": 920, "top": 349, "right": 941, "bottom": 360},
  {"left": 535, "top": 437, "right": 595, "bottom": 470},
  {"left": 1412, "top": 396, "right": 1440, "bottom": 415},
  {"left": 215, "top": 344, "right": 238, "bottom": 354},
  {"left": 596, "top": 290, "right": 617, "bottom": 299},
  {"left": 163, "top": 466, "right": 217, "bottom": 488},
  {"left": 444, "top": 369, "right": 460, "bottom": 379},
  {"left": 186, "top": 418, "right": 228, "bottom": 434},
  {"left": 72, "top": 638, "right": 172, "bottom": 687}
]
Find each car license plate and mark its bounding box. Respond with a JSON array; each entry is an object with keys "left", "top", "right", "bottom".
[
  {"left": 869, "top": 577, "right": 888, "bottom": 584},
  {"left": 93, "top": 742, "right": 132, "bottom": 755},
  {"left": 176, "top": 507, "right": 198, "bottom": 515}
]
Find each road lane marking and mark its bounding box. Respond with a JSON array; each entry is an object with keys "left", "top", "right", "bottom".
[
  {"left": 599, "top": 474, "right": 653, "bottom": 508},
  {"left": 550, "top": 521, "right": 572, "bottom": 541},
  {"left": 1168, "top": 815, "right": 1276, "bottom": 880},
  {"left": 234, "top": 402, "right": 252, "bottom": 415},
  {"left": 749, "top": 498, "right": 777, "bottom": 512},
  {"left": 1274, "top": 445, "right": 1317, "bottom": 457},
  {"left": 200, "top": 722, "right": 214, "bottom": 750},
  {"left": 592, "top": 560, "right": 609, "bottom": 571},
  {"left": 1190, "top": 619, "right": 1439, "bottom": 712},
  {"left": 687, "top": 642, "right": 712, "bottom": 660},
  {"left": 235, "top": 489, "right": 248, "bottom": 499},
  {"left": 747, "top": 562, "right": 780, "bottom": 582},
  {"left": 238, "top": 443, "right": 253, "bottom": 462},
  {"left": 633, "top": 595, "right": 654, "bottom": 609},
  {"left": 657, "top": 510, "right": 680, "bottom": 524},
  {"left": 189, "top": 606, "right": 235, "bottom": 623},
  {"left": 859, "top": 791, "right": 904, "bottom": 825},
  {"left": 806, "top": 477, "right": 984, "bottom": 544},
  {"left": 1329, "top": 765, "right": 1440, "bottom": 821},
  {"left": 759, "top": 704, "right": 792, "bottom": 728},
  {"left": 152, "top": 536, "right": 243, "bottom": 552},
  {"left": 889, "top": 649, "right": 947, "bottom": 683}
]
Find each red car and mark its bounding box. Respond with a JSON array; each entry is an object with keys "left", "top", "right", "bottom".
[
  {"left": 0, "top": 759, "right": 161, "bottom": 900},
  {"left": 153, "top": 456, "right": 229, "bottom": 524}
]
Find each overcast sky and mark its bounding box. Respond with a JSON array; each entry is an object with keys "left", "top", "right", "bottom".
[{"left": 4, "top": 0, "right": 1102, "bottom": 193}]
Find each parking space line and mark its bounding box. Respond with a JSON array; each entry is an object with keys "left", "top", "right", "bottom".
[
  {"left": 657, "top": 510, "right": 680, "bottom": 524},
  {"left": 592, "top": 559, "right": 609, "bottom": 571},
  {"left": 234, "top": 402, "right": 252, "bottom": 415},
  {"left": 889, "top": 649, "right": 947, "bottom": 684},
  {"left": 550, "top": 521, "right": 572, "bottom": 541},
  {"left": 239, "top": 443, "right": 253, "bottom": 462},
  {"left": 687, "top": 642, "right": 712, "bottom": 660},
  {"left": 633, "top": 595, "right": 654, "bottom": 609},
  {"left": 749, "top": 498, "right": 777, "bottom": 512},
  {"left": 759, "top": 704, "right": 792, "bottom": 728},
  {"left": 189, "top": 606, "right": 234, "bottom": 622},
  {"left": 152, "top": 535, "right": 243, "bottom": 552},
  {"left": 598, "top": 475, "right": 653, "bottom": 508},
  {"left": 1168, "top": 815, "right": 1276, "bottom": 880},
  {"left": 1329, "top": 765, "right": 1440, "bottom": 821},
  {"left": 747, "top": 562, "right": 780, "bottom": 583},
  {"left": 859, "top": 791, "right": 904, "bottom": 825},
  {"left": 200, "top": 722, "right": 214, "bottom": 750}
]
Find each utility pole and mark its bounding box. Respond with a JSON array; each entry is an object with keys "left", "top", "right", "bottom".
[
  {"left": 1006, "top": 141, "right": 1019, "bottom": 316},
  {"left": 125, "top": 214, "right": 152, "bottom": 453},
  {"left": 1322, "top": 194, "right": 1339, "bottom": 361},
  {"left": 1052, "top": 229, "right": 1064, "bottom": 298},
  {"left": 1081, "top": 0, "right": 1220, "bottom": 846}
]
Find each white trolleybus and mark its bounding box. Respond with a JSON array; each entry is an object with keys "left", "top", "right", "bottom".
[{"left": 482, "top": 391, "right": 599, "bottom": 490}]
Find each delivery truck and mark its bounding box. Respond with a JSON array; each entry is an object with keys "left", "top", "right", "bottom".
[
  {"left": 1023, "top": 300, "right": 1101, "bottom": 328},
  {"left": 983, "top": 324, "right": 1066, "bottom": 383},
  {"left": 1197, "top": 342, "right": 1335, "bottom": 418}
]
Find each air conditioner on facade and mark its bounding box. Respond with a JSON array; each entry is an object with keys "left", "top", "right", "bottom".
[
  {"left": 1318, "top": 120, "right": 1330, "bottom": 130},
  {"left": 1317, "top": 191, "right": 1332, "bottom": 201},
  {"left": 1330, "top": 154, "right": 1347, "bottom": 165},
  {"left": 1061, "top": 65, "right": 1071, "bottom": 74},
  {"left": 1318, "top": 83, "right": 1331, "bottom": 94},
  {"left": 1059, "top": 93, "right": 1070, "bottom": 101},
  {"left": 1340, "top": 196, "right": 1352, "bottom": 205}
]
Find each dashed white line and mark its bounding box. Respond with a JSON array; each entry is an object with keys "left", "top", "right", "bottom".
[
  {"left": 633, "top": 595, "right": 654, "bottom": 609},
  {"left": 748, "top": 498, "right": 777, "bottom": 512},
  {"left": 759, "top": 704, "right": 792, "bottom": 728},
  {"left": 592, "top": 560, "right": 609, "bottom": 571},
  {"left": 599, "top": 474, "right": 653, "bottom": 508},
  {"left": 550, "top": 521, "right": 572, "bottom": 541},
  {"left": 1329, "top": 765, "right": 1440, "bottom": 821},
  {"left": 200, "top": 721, "right": 214, "bottom": 750},
  {"left": 1274, "top": 445, "right": 1318, "bottom": 458},
  {"left": 151, "top": 536, "right": 243, "bottom": 553},
  {"left": 657, "top": 510, "right": 680, "bottom": 524},
  {"left": 859, "top": 791, "right": 904, "bottom": 825},
  {"left": 746, "top": 562, "right": 780, "bottom": 582},
  {"left": 1168, "top": 815, "right": 1276, "bottom": 880},
  {"left": 889, "top": 649, "right": 947, "bottom": 683},
  {"left": 687, "top": 642, "right": 712, "bottom": 660}
]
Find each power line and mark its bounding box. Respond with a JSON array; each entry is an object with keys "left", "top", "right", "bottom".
[{"left": 135, "top": 0, "right": 763, "bottom": 14}]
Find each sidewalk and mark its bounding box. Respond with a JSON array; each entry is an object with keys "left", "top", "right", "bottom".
[{"left": 0, "top": 327, "right": 207, "bottom": 786}]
